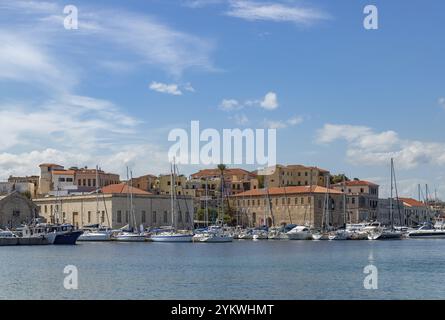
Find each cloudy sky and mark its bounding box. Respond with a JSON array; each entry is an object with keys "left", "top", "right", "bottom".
[{"left": 0, "top": 0, "right": 444, "bottom": 199}]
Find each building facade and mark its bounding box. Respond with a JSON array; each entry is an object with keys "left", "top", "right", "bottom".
[
  {"left": 0, "top": 192, "right": 39, "bottom": 228},
  {"left": 230, "top": 186, "right": 345, "bottom": 229},
  {"left": 33, "top": 184, "right": 194, "bottom": 230},
  {"left": 262, "top": 165, "right": 330, "bottom": 188},
  {"left": 38, "top": 163, "right": 120, "bottom": 196},
  {"left": 332, "top": 180, "right": 379, "bottom": 223}
]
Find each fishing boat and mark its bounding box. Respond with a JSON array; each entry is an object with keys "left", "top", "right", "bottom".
[{"left": 50, "top": 224, "right": 83, "bottom": 245}]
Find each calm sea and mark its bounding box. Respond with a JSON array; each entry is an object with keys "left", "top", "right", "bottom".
[{"left": 1, "top": 239, "right": 444, "bottom": 300}]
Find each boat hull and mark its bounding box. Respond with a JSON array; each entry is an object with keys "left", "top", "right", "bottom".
[
  {"left": 408, "top": 231, "right": 445, "bottom": 239},
  {"left": 78, "top": 232, "right": 112, "bottom": 241},
  {"left": 151, "top": 234, "right": 193, "bottom": 242},
  {"left": 54, "top": 231, "right": 83, "bottom": 245},
  {"left": 288, "top": 232, "right": 312, "bottom": 240}
]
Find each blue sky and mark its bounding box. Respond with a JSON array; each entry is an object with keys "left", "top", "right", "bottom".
[{"left": 0, "top": 0, "right": 444, "bottom": 199}]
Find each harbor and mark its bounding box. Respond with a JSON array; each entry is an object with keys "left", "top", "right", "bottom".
[{"left": 1, "top": 239, "right": 445, "bottom": 300}]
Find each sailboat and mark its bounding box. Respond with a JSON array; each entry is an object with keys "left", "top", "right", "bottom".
[
  {"left": 367, "top": 159, "right": 403, "bottom": 240},
  {"left": 151, "top": 160, "right": 193, "bottom": 242},
  {"left": 196, "top": 165, "right": 233, "bottom": 243},
  {"left": 78, "top": 166, "right": 113, "bottom": 241},
  {"left": 330, "top": 176, "right": 350, "bottom": 240},
  {"left": 312, "top": 178, "right": 333, "bottom": 240},
  {"left": 114, "top": 168, "right": 146, "bottom": 242}
]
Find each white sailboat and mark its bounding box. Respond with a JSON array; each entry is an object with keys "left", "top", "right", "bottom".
[
  {"left": 368, "top": 159, "right": 403, "bottom": 241},
  {"left": 114, "top": 168, "right": 146, "bottom": 242},
  {"left": 79, "top": 166, "right": 113, "bottom": 241},
  {"left": 151, "top": 160, "right": 193, "bottom": 243},
  {"left": 312, "top": 178, "right": 333, "bottom": 240}
]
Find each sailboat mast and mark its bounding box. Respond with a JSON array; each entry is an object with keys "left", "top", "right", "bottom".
[
  {"left": 205, "top": 178, "right": 208, "bottom": 227},
  {"left": 343, "top": 174, "right": 347, "bottom": 227},
  {"left": 390, "top": 158, "right": 394, "bottom": 229},
  {"left": 96, "top": 165, "right": 99, "bottom": 224},
  {"left": 170, "top": 161, "right": 175, "bottom": 228}
]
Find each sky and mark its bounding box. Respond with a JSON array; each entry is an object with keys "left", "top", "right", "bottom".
[{"left": 0, "top": 0, "right": 444, "bottom": 200}]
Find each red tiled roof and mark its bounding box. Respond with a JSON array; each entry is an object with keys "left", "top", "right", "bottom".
[
  {"left": 231, "top": 186, "right": 343, "bottom": 197},
  {"left": 341, "top": 180, "right": 379, "bottom": 187},
  {"left": 400, "top": 198, "right": 426, "bottom": 207},
  {"left": 101, "top": 183, "right": 152, "bottom": 195}
]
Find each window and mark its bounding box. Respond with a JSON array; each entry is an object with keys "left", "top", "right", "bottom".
[
  {"left": 117, "top": 210, "right": 122, "bottom": 223},
  {"left": 67, "top": 178, "right": 73, "bottom": 182},
  {"left": 142, "top": 210, "right": 146, "bottom": 223},
  {"left": 12, "top": 210, "right": 20, "bottom": 217},
  {"left": 83, "top": 179, "right": 86, "bottom": 186},
  {"left": 153, "top": 211, "right": 157, "bottom": 223},
  {"left": 301, "top": 197, "right": 304, "bottom": 205},
  {"left": 164, "top": 211, "right": 168, "bottom": 223},
  {"left": 186, "top": 212, "right": 190, "bottom": 223},
  {"left": 88, "top": 211, "right": 91, "bottom": 223},
  {"left": 93, "top": 179, "right": 96, "bottom": 187},
  {"left": 125, "top": 211, "right": 129, "bottom": 222},
  {"left": 88, "top": 179, "right": 91, "bottom": 187},
  {"left": 101, "top": 211, "right": 105, "bottom": 223}
]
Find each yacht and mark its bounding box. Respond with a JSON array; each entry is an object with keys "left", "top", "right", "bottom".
[
  {"left": 268, "top": 227, "right": 289, "bottom": 240},
  {"left": 78, "top": 224, "right": 113, "bottom": 241},
  {"left": 44, "top": 224, "right": 83, "bottom": 245},
  {"left": 287, "top": 226, "right": 312, "bottom": 240},
  {"left": 151, "top": 230, "right": 193, "bottom": 242},
  {"left": 114, "top": 230, "right": 146, "bottom": 242},
  {"left": 365, "top": 222, "right": 403, "bottom": 240},
  {"left": 252, "top": 229, "right": 268, "bottom": 240},
  {"left": 238, "top": 229, "right": 254, "bottom": 240},
  {"left": 408, "top": 223, "right": 445, "bottom": 239},
  {"left": 193, "top": 226, "right": 233, "bottom": 243}
]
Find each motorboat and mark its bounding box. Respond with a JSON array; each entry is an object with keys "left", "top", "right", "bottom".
[
  {"left": 268, "top": 227, "right": 289, "bottom": 240},
  {"left": 113, "top": 231, "right": 146, "bottom": 242},
  {"left": 78, "top": 224, "right": 113, "bottom": 241},
  {"left": 287, "top": 226, "right": 312, "bottom": 240},
  {"left": 151, "top": 231, "right": 193, "bottom": 242},
  {"left": 252, "top": 229, "right": 268, "bottom": 240},
  {"left": 408, "top": 223, "right": 445, "bottom": 239},
  {"left": 41, "top": 224, "right": 83, "bottom": 245}
]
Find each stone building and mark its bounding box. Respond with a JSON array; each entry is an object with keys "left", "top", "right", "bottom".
[
  {"left": 230, "top": 186, "right": 345, "bottom": 229},
  {"left": 0, "top": 192, "right": 39, "bottom": 228},
  {"left": 262, "top": 164, "right": 330, "bottom": 188},
  {"left": 38, "top": 163, "right": 120, "bottom": 196},
  {"left": 33, "top": 183, "right": 194, "bottom": 230},
  {"left": 332, "top": 180, "right": 379, "bottom": 223}
]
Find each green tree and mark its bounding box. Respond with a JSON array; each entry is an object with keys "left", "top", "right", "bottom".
[{"left": 330, "top": 174, "right": 350, "bottom": 185}]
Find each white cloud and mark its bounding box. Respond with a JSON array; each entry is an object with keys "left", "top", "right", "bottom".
[
  {"left": 182, "top": 0, "right": 225, "bottom": 8},
  {"left": 226, "top": 0, "right": 328, "bottom": 25},
  {"left": 263, "top": 116, "right": 303, "bottom": 129},
  {"left": 317, "top": 124, "right": 445, "bottom": 169},
  {"left": 220, "top": 99, "right": 241, "bottom": 111},
  {"left": 149, "top": 82, "right": 183, "bottom": 95},
  {"left": 220, "top": 91, "right": 279, "bottom": 111},
  {"left": 260, "top": 91, "right": 278, "bottom": 110},
  {"left": 232, "top": 113, "right": 249, "bottom": 125},
  {"left": 439, "top": 97, "right": 445, "bottom": 109}
]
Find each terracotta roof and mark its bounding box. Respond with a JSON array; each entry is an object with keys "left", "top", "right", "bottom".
[
  {"left": 400, "top": 198, "right": 426, "bottom": 207},
  {"left": 231, "top": 186, "right": 343, "bottom": 197},
  {"left": 52, "top": 170, "right": 76, "bottom": 175},
  {"left": 191, "top": 168, "right": 257, "bottom": 179},
  {"left": 101, "top": 183, "right": 151, "bottom": 195},
  {"left": 340, "top": 180, "right": 379, "bottom": 187}
]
